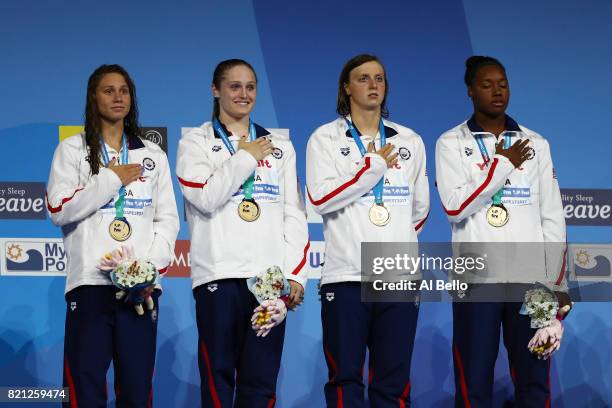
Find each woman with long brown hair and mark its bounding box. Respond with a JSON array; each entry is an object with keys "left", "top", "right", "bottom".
[{"left": 46, "top": 64, "right": 179, "bottom": 407}]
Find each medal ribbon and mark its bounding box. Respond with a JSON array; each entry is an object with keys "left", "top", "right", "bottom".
[
  {"left": 100, "top": 134, "right": 129, "bottom": 218},
  {"left": 345, "top": 118, "right": 386, "bottom": 205},
  {"left": 213, "top": 118, "right": 257, "bottom": 200},
  {"left": 474, "top": 133, "right": 511, "bottom": 205}
]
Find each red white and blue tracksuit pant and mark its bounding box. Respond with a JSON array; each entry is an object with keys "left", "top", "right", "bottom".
[
  {"left": 63, "top": 285, "right": 160, "bottom": 408},
  {"left": 194, "top": 278, "right": 285, "bottom": 408},
  {"left": 452, "top": 301, "right": 551, "bottom": 408},
  {"left": 320, "top": 282, "right": 419, "bottom": 408}
]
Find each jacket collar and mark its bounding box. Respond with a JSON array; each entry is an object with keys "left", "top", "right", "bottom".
[
  {"left": 467, "top": 114, "right": 521, "bottom": 134},
  {"left": 127, "top": 133, "right": 145, "bottom": 150},
  {"left": 342, "top": 115, "right": 399, "bottom": 139},
  {"left": 97, "top": 133, "right": 145, "bottom": 151},
  {"left": 213, "top": 118, "right": 270, "bottom": 139}
]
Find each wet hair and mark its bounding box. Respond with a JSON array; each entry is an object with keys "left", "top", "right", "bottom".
[
  {"left": 337, "top": 54, "right": 389, "bottom": 118},
  {"left": 84, "top": 64, "right": 140, "bottom": 175},
  {"left": 464, "top": 56, "right": 506, "bottom": 86},
  {"left": 211, "top": 59, "right": 258, "bottom": 120}
]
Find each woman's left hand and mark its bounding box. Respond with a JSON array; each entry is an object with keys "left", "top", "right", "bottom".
[
  {"left": 287, "top": 280, "right": 304, "bottom": 310},
  {"left": 251, "top": 299, "right": 288, "bottom": 337},
  {"left": 528, "top": 319, "right": 564, "bottom": 359}
]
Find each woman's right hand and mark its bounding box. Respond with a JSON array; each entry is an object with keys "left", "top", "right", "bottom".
[
  {"left": 238, "top": 135, "right": 274, "bottom": 161},
  {"left": 107, "top": 157, "right": 142, "bottom": 186},
  {"left": 368, "top": 142, "right": 398, "bottom": 168},
  {"left": 495, "top": 138, "right": 531, "bottom": 168}
]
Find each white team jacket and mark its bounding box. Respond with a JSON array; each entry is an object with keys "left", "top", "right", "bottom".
[
  {"left": 306, "top": 117, "right": 430, "bottom": 285},
  {"left": 435, "top": 116, "right": 567, "bottom": 290},
  {"left": 176, "top": 121, "right": 309, "bottom": 289},
  {"left": 46, "top": 133, "right": 180, "bottom": 294}
]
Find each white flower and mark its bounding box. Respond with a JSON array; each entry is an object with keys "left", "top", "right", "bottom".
[{"left": 524, "top": 288, "right": 559, "bottom": 329}]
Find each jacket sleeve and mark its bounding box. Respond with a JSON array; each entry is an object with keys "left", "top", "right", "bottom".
[
  {"left": 412, "top": 137, "right": 430, "bottom": 233},
  {"left": 435, "top": 133, "right": 515, "bottom": 223},
  {"left": 176, "top": 128, "right": 258, "bottom": 214},
  {"left": 537, "top": 138, "right": 568, "bottom": 292},
  {"left": 46, "top": 139, "right": 122, "bottom": 226},
  {"left": 281, "top": 142, "right": 310, "bottom": 288},
  {"left": 306, "top": 130, "right": 387, "bottom": 215},
  {"left": 146, "top": 150, "right": 180, "bottom": 275}
]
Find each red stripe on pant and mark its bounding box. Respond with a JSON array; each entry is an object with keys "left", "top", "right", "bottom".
[
  {"left": 64, "top": 355, "right": 79, "bottom": 408},
  {"left": 453, "top": 344, "right": 472, "bottom": 408},
  {"left": 200, "top": 340, "right": 222, "bottom": 408},
  {"left": 324, "top": 347, "right": 344, "bottom": 408},
  {"left": 266, "top": 395, "right": 276, "bottom": 408},
  {"left": 398, "top": 382, "right": 411, "bottom": 408}
]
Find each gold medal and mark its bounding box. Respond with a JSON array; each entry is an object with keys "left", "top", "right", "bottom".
[
  {"left": 369, "top": 204, "right": 390, "bottom": 227},
  {"left": 486, "top": 204, "right": 509, "bottom": 227},
  {"left": 238, "top": 199, "right": 260, "bottom": 222},
  {"left": 109, "top": 218, "right": 132, "bottom": 241}
]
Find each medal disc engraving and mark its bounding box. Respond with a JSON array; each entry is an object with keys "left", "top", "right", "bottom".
[
  {"left": 486, "top": 204, "right": 509, "bottom": 227},
  {"left": 109, "top": 218, "right": 132, "bottom": 241},
  {"left": 369, "top": 204, "right": 390, "bottom": 227},
  {"left": 238, "top": 199, "right": 260, "bottom": 222}
]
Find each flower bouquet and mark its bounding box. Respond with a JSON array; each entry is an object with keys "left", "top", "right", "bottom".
[
  {"left": 520, "top": 284, "right": 563, "bottom": 359},
  {"left": 247, "top": 266, "right": 290, "bottom": 337},
  {"left": 97, "top": 246, "right": 158, "bottom": 315}
]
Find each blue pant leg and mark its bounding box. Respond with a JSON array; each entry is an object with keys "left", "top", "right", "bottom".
[
  {"left": 113, "top": 289, "right": 160, "bottom": 408},
  {"left": 194, "top": 280, "right": 245, "bottom": 408},
  {"left": 502, "top": 302, "right": 551, "bottom": 408},
  {"left": 234, "top": 281, "right": 285, "bottom": 408},
  {"left": 452, "top": 301, "right": 503, "bottom": 408},
  {"left": 367, "top": 301, "right": 419, "bottom": 408},
  {"left": 63, "top": 286, "right": 115, "bottom": 408},
  {"left": 321, "top": 282, "right": 370, "bottom": 408}
]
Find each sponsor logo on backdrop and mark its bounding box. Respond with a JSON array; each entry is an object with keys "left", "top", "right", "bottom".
[
  {"left": 141, "top": 127, "right": 168, "bottom": 153},
  {"left": 166, "top": 240, "right": 191, "bottom": 277},
  {"left": 561, "top": 189, "right": 612, "bottom": 226},
  {"left": 307, "top": 241, "right": 324, "bottom": 279},
  {"left": 1, "top": 239, "right": 66, "bottom": 276},
  {"left": 58, "top": 126, "right": 85, "bottom": 142},
  {"left": 58, "top": 126, "right": 168, "bottom": 153},
  {"left": 569, "top": 244, "right": 612, "bottom": 281},
  {"left": 0, "top": 182, "right": 46, "bottom": 219}
]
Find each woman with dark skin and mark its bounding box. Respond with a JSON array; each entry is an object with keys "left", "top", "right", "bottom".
[{"left": 435, "top": 56, "right": 570, "bottom": 408}]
